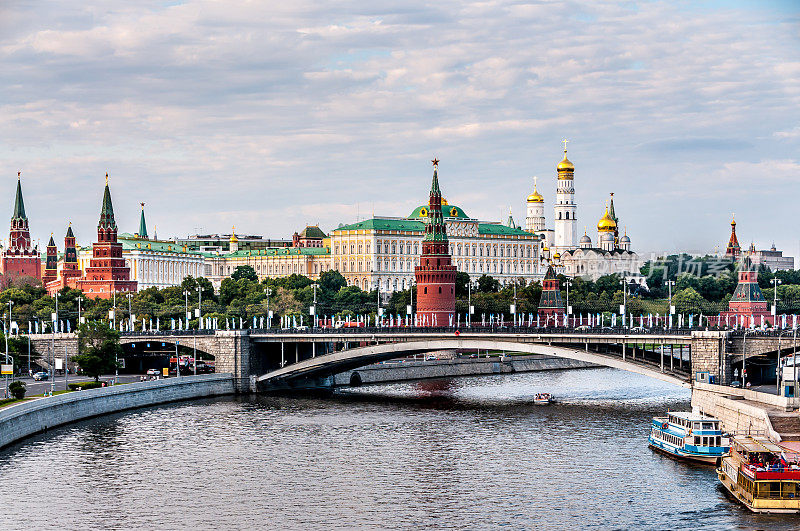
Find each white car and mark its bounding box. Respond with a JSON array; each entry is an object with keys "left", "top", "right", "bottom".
[{"left": 146, "top": 369, "right": 161, "bottom": 376}]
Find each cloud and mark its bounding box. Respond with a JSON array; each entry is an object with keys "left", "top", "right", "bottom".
[{"left": 0, "top": 0, "right": 797, "bottom": 256}]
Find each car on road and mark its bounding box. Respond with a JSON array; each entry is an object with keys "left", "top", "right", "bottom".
[
  {"left": 32, "top": 371, "right": 49, "bottom": 381},
  {"left": 146, "top": 369, "right": 161, "bottom": 377}
]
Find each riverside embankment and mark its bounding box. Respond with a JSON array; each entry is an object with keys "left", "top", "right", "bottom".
[{"left": 0, "top": 373, "right": 235, "bottom": 449}]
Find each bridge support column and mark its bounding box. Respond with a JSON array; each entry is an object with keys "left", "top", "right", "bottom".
[
  {"left": 691, "top": 331, "right": 730, "bottom": 385},
  {"left": 281, "top": 341, "right": 285, "bottom": 367},
  {"left": 214, "top": 331, "right": 253, "bottom": 393},
  {"left": 313, "top": 342, "right": 316, "bottom": 358},
  {"left": 670, "top": 344, "right": 674, "bottom": 372},
  {"left": 295, "top": 343, "right": 299, "bottom": 363},
  {"left": 622, "top": 342, "right": 626, "bottom": 361},
  {"left": 660, "top": 341, "right": 664, "bottom": 373}
]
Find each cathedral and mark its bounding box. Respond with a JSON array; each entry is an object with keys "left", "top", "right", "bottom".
[{"left": 525, "top": 143, "right": 642, "bottom": 281}]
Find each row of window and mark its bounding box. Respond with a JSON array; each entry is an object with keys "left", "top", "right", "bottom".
[{"left": 333, "top": 240, "right": 536, "bottom": 258}]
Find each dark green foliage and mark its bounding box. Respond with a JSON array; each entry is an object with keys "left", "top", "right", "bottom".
[
  {"left": 8, "top": 380, "right": 25, "bottom": 399},
  {"left": 74, "top": 323, "right": 121, "bottom": 382},
  {"left": 231, "top": 265, "right": 258, "bottom": 282}
]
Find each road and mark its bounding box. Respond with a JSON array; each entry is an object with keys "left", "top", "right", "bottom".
[{"left": 2, "top": 374, "right": 144, "bottom": 397}]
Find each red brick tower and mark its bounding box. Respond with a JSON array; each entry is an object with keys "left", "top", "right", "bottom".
[
  {"left": 0, "top": 173, "right": 41, "bottom": 285},
  {"left": 46, "top": 224, "right": 84, "bottom": 295},
  {"left": 719, "top": 257, "right": 772, "bottom": 325},
  {"left": 415, "top": 159, "right": 456, "bottom": 326},
  {"left": 42, "top": 234, "right": 58, "bottom": 286},
  {"left": 725, "top": 214, "right": 740, "bottom": 259},
  {"left": 537, "top": 264, "right": 565, "bottom": 324},
  {"left": 75, "top": 174, "right": 137, "bottom": 299}
]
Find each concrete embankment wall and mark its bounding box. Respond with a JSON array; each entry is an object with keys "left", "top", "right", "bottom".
[
  {"left": 0, "top": 374, "right": 235, "bottom": 449},
  {"left": 692, "top": 387, "right": 779, "bottom": 441},
  {"left": 333, "top": 355, "right": 594, "bottom": 386}
]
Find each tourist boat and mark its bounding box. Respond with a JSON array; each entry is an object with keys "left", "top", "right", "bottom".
[
  {"left": 533, "top": 393, "right": 553, "bottom": 405},
  {"left": 717, "top": 436, "right": 800, "bottom": 513},
  {"left": 648, "top": 412, "right": 730, "bottom": 464}
]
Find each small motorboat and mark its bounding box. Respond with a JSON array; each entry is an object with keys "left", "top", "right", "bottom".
[{"left": 534, "top": 393, "right": 553, "bottom": 405}]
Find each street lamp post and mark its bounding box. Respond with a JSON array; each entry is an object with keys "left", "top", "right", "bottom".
[
  {"left": 311, "top": 283, "right": 318, "bottom": 328},
  {"left": 182, "top": 290, "right": 189, "bottom": 330},
  {"left": 564, "top": 279, "right": 572, "bottom": 328},
  {"left": 51, "top": 293, "right": 58, "bottom": 395},
  {"left": 467, "top": 280, "right": 472, "bottom": 328},
  {"left": 620, "top": 278, "right": 627, "bottom": 328},
  {"left": 127, "top": 293, "right": 133, "bottom": 331},
  {"left": 772, "top": 278, "right": 782, "bottom": 321},
  {"left": 77, "top": 296, "right": 83, "bottom": 328},
  {"left": 665, "top": 280, "right": 675, "bottom": 328},
  {"left": 264, "top": 286, "right": 272, "bottom": 328}
]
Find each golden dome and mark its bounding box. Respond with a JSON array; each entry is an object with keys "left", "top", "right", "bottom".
[
  {"left": 441, "top": 197, "right": 449, "bottom": 206},
  {"left": 553, "top": 252, "right": 561, "bottom": 260},
  {"left": 557, "top": 155, "right": 574, "bottom": 172},
  {"left": 527, "top": 184, "right": 544, "bottom": 203},
  {"left": 597, "top": 207, "right": 617, "bottom": 232},
  {"left": 230, "top": 226, "right": 239, "bottom": 243}
]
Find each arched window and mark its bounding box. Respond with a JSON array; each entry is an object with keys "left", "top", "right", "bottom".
[
  {"left": 558, "top": 212, "right": 562, "bottom": 219},
  {"left": 424, "top": 287, "right": 428, "bottom": 294}
]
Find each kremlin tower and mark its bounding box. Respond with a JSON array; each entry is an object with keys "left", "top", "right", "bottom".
[
  {"left": 719, "top": 257, "right": 772, "bottom": 326},
  {"left": 0, "top": 173, "right": 41, "bottom": 286},
  {"left": 42, "top": 235, "right": 58, "bottom": 286},
  {"left": 537, "top": 264, "right": 565, "bottom": 324},
  {"left": 725, "top": 215, "right": 741, "bottom": 259},
  {"left": 74, "top": 174, "right": 137, "bottom": 299},
  {"left": 414, "top": 159, "right": 456, "bottom": 326}
]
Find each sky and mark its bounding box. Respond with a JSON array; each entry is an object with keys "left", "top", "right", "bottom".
[{"left": 0, "top": 0, "right": 798, "bottom": 258}]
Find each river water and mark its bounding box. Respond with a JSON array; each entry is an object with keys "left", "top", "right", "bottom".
[{"left": 1, "top": 368, "right": 798, "bottom": 530}]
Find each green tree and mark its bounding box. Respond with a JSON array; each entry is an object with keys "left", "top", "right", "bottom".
[
  {"left": 477, "top": 274, "right": 500, "bottom": 293},
  {"left": 454, "top": 271, "right": 471, "bottom": 298},
  {"left": 8, "top": 380, "right": 26, "bottom": 399},
  {"left": 74, "top": 323, "right": 121, "bottom": 381},
  {"left": 318, "top": 270, "right": 347, "bottom": 294},
  {"left": 231, "top": 265, "right": 258, "bottom": 282}
]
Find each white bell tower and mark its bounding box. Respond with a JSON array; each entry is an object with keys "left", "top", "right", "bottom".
[{"left": 553, "top": 139, "right": 577, "bottom": 252}]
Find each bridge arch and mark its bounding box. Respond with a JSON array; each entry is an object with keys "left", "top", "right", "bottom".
[{"left": 257, "top": 339, "right": 690, "bottom": 388}]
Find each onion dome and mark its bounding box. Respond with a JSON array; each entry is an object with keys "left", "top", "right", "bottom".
[
  {"left": 230, "top": 226, "right": 239, "bottom": 243},
  {"left": 580, "top": 232, "right": 592, "bottom": 245},
  {"left": 553, "top": 251, "right": 561, "bottom": 260},
  {"left": 620, "top": 231, "right": 630, "bottom": 244},
  {"left": 597, "top": 207, "right": 617, "bottom": 232},
  {"left": 441, "top": 197, "right": 449, "bottom": 206},
  {"left": 557, "top": 142, "right": 575, "bottom": 179},
  {"left": 527, "top": 182, "right": 544, "bottom": 203}
]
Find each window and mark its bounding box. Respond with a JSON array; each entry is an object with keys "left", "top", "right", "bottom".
[{"left": 424, "top": 287, "right": 427, "bottom": 294}]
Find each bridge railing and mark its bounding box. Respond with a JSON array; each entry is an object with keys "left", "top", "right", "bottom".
[
  {"left": 115, "top": 326, "right": 703, "bottom": 338},
  {"left": 247, "top": 326, "right": 696, "bottom": 336}
]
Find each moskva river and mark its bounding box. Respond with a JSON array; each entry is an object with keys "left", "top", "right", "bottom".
[{"left": 1, "top": 368, "right": 798, "bottom": 530}]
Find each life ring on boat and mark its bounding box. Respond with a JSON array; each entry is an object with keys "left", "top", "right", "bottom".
[{"left": 662, "top": 422, "right": 668, "bottom": 430}]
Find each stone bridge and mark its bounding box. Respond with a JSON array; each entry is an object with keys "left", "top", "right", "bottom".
[{"left": 26, "top": 328, "right": 786, "bottom": 392}]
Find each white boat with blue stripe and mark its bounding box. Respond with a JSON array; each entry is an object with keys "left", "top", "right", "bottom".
[{"left": 649, "top": 412, "right": 730, "bottom": 464}]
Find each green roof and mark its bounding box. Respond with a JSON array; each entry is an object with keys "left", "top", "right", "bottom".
[
  {"left": 118, "top": 233, "right": 202, "bottom": 255},
  {"left": 225, "top": 247, "right": 330, "bottom": 257},
  {"left": 336, "top": 219, "right": 425, "bottom": 232},
  {"left": 478, "top": 223, "right": 536, "bottom": 236},
  {"left": 335, "top": 217, "right": 536, "bottom": 238},
  {"left": 299, "top": 226, "right": 326, "bottom": 239},
  {"left": 409, "top": 203, "right": 470, "bottom": 220}
]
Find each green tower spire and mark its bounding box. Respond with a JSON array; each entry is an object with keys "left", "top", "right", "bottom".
[
  {"left": 12, "top": 172, "right": 26, "bottom": 220},
  {"left": 98, "top": 172, "right": 117, "bottom": 230},
  {"left": 138, "top": 202, "right": 148, "bottom": 239}
]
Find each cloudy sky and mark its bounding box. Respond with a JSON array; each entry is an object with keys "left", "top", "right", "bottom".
[{"left": 1, "top": 0, "right": 798, "bottom": 257}]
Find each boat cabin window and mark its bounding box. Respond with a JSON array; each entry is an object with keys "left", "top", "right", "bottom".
[{"left": 702, "top": 422, "right": 715, "bottom": 430}]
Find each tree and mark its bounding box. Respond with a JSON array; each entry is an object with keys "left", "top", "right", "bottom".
[
  {"left": 455, "top": 271, "right": 471, "bottom": 298},
  {"left": 231, "top": 265, "right": 258, "bottom": 282},
  {"left": 74, "top": 323, "right": 121, "bottom": 381},
  {"left": 318, "top": 270, "right": 347, "bottom": 294},
  {"left": 477, "top": 274, "right": 500, "bottom": 293},
  {"left": 8, "top": 380, "right": 26, "bottom": 399}
]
